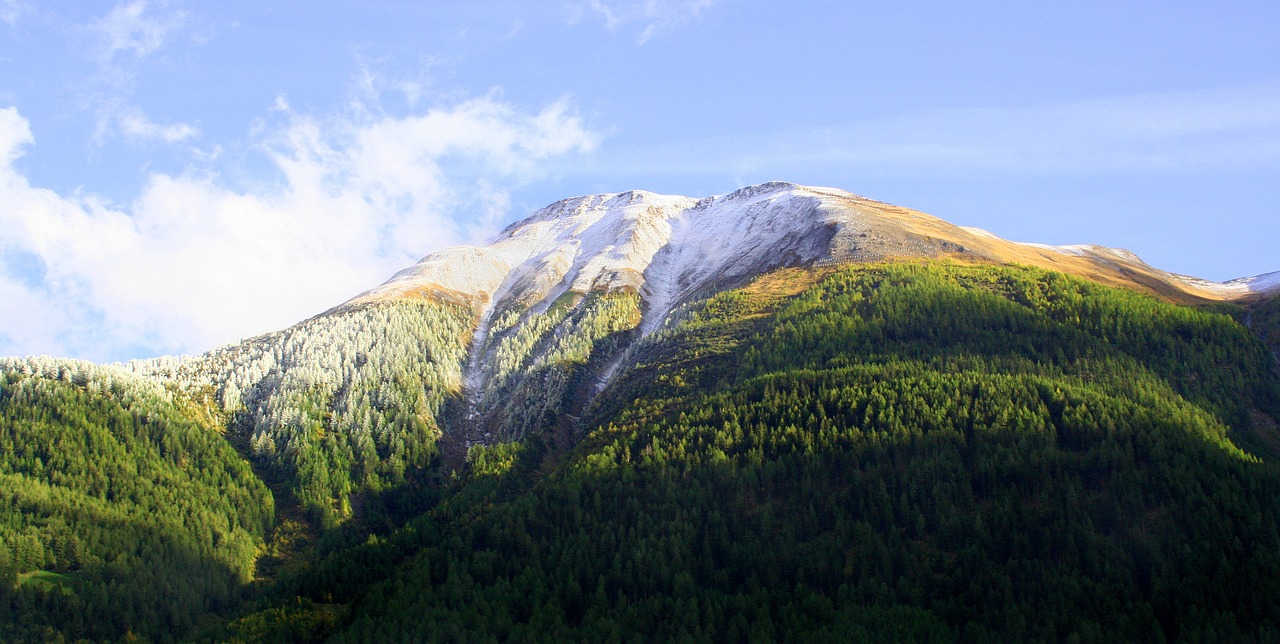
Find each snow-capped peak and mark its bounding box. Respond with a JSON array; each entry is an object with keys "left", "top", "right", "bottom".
[
  {"left": 349, "top": 182, "right": 1279, "bottom": 327},
  {"left": 1173, "top": 270, "right": 1280, "bottom": 298},
  {"left": 336, "top": 181, "right": 1280, "bottom": 424},
  {"left": 351, "top": 182, "right": 859, "bottom": 324}
]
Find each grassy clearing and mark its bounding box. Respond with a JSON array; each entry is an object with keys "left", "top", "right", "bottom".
[{"left": 16, "top": 570, "right": 78, "bottom": 594}]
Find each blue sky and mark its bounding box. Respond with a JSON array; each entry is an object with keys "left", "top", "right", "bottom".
[{"left": 1, "top": 1, "right": 1278, "bottom": 362}]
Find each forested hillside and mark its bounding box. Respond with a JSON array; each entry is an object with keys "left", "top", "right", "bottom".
[
  {"left": 130, "top": 299, "right": 474, "bottom": 528},
  {"left": 0, "top": 358, "right": 273, "bottom": 642},
  {"left": 4, "top": 262, "right": 1280, "bottom": 641},
  {"left": 265, "top": 263, "right": 1280, "bottom": 641}
]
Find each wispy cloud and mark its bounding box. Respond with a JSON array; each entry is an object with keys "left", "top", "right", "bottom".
[
  {"left": 92, "top": 0, "right": 186, "bottom": 60},
  {"left": 0, "top": 0, "right": 24, "bottom": 26},
  {"left": 114, "top": 106, "right": 200, "bottom": 142},
  {"left": 0, "top": 97, "right": 598, "bottom": 361},
  {"left": 505, "top": 19, "right": 526, "bottom": 40},
  {"left": 349, "top": 50, "right": 451, "bottom": 114},
  {"left": 80, "top": 1, "right": 200, "bottom": 147},
  {"left": 0, "top": 106, "right": 28, "bottom": 160},
  {"left": 570, "top": 0, "right": 724, "bottom": 43}
]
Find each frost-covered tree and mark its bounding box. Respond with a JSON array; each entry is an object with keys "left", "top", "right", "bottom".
[{"left": 127, "top": 299, "right": 473, "bottom": 524}]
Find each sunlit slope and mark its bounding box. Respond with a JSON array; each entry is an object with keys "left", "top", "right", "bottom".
[
  {"left": 329, "top": 183, "right": 1277, "bottom": 451},
  {"left": 830, "top": 193, "right": 1274, "bottom": 304},
  {"left": 353, "top": 182, "right": 1273, "bottom": 324},
  {"left": 296, "top": 263, "right": 1280, "bottom": 641},
  {"left": 114, "top": 183, "right": 1280, "bottom": 542},
  {"left": 7, "top": 181, "right": 1280, "bottom": 641},
  {"left": 0, "top": 358, "right": 273, "bottom": 642},
  {"left": 130, "top": 299, "right": 474, "bottom": 527}
]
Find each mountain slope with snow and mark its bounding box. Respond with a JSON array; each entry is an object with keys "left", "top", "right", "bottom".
[
  {"left": 352, "top": 182, "right": 1276, "bottom": 320},
  {"left": 122, "top": 181, "right": 1280, "bottom": 513},
  {"left": 327, "top": 182, "right": 1280, "bottom": 447},
  {"left": 361, "top": 180, "right": 1273, "bottom": 348}
]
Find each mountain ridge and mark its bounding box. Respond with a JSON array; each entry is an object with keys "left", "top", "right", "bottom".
[
  {"left": 331, "top": 181, "right": 1278, "bottom": 416},
  {"left": 347, "top": 181, "right": 1278, "bottom": 319}
]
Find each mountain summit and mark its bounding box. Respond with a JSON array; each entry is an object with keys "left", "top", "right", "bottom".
[{"left": 350, "top": 181, "right": 1278, "bottom": 325}]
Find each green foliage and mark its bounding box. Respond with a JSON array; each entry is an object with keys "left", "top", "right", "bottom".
[
  {"left": 133, "top": 299, "right": 474, "bottom": 526},
  {"left": 15, "top": 570, "right": 77, "bottom": 594},
  {"left": 215, "top": 597, "right": 344, "bottom": 643},
  {"left": 0, "top": 357, "right": 273, "bottom": 642},
  {"left": 314, "top": 263, "right": 1280, "bottom": 641},
  {"left": 466, "top": 441, "right": 527, "bottom": 478},
  {"left": 1250, "top": 294, "right": 1280, "bottom": 364},
  {"left": 9, "top": 262, "right": 1280, "bottom": 641},
  {"left": 744, "top": 263, "right": 1277, "bottom": 431}
]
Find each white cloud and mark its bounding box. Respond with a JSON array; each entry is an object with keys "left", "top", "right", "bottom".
[
  {"left": 93, "top": 0, "right": 186, "bottom": 60},
  {"left": 115, "top": 107, "right": 200, "bottom": 142},
  {"left": 0, "top": 98, "right": 598, "bottom": 362},
  {"left": 0, "top": 106, "right": 32, "bottom": 161},
  {"left": 572, "top": 0, "right": 723, "bottom": 43},
  {"left": 0, "top": 278, "right": 65, "bottom": 360},
  {"left": 78, "top": 2, "right": 198, "bottom": 149}
]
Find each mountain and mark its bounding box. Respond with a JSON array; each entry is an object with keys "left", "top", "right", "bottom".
[
  {"left": 347, "top": 181, "right": 1279, "bottom": 434},
  {"left": 352, "top": 182, "right": 1278, "bottom": 315},
  {"left": 3, "top": 182, "right": 1280, "bottom": 641},
  {"left": 339, "top": 180, "right": 1280, "bottom": 451}
]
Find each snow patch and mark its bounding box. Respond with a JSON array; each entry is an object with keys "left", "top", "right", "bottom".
[
  {"left": 1177, "top": 270, "right": 1280, "bottom": 297},
  {"left": 960, "top": 226, "right": 1000, "bottom": 240}
]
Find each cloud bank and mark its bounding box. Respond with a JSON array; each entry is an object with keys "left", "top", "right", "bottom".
[{"left": 0, "top": 97, "right": 597, "bottom": 362}]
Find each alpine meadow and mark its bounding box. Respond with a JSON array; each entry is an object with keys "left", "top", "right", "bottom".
[{"left": 3, "top": 183, "right": 1280, "bottom": 641}]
